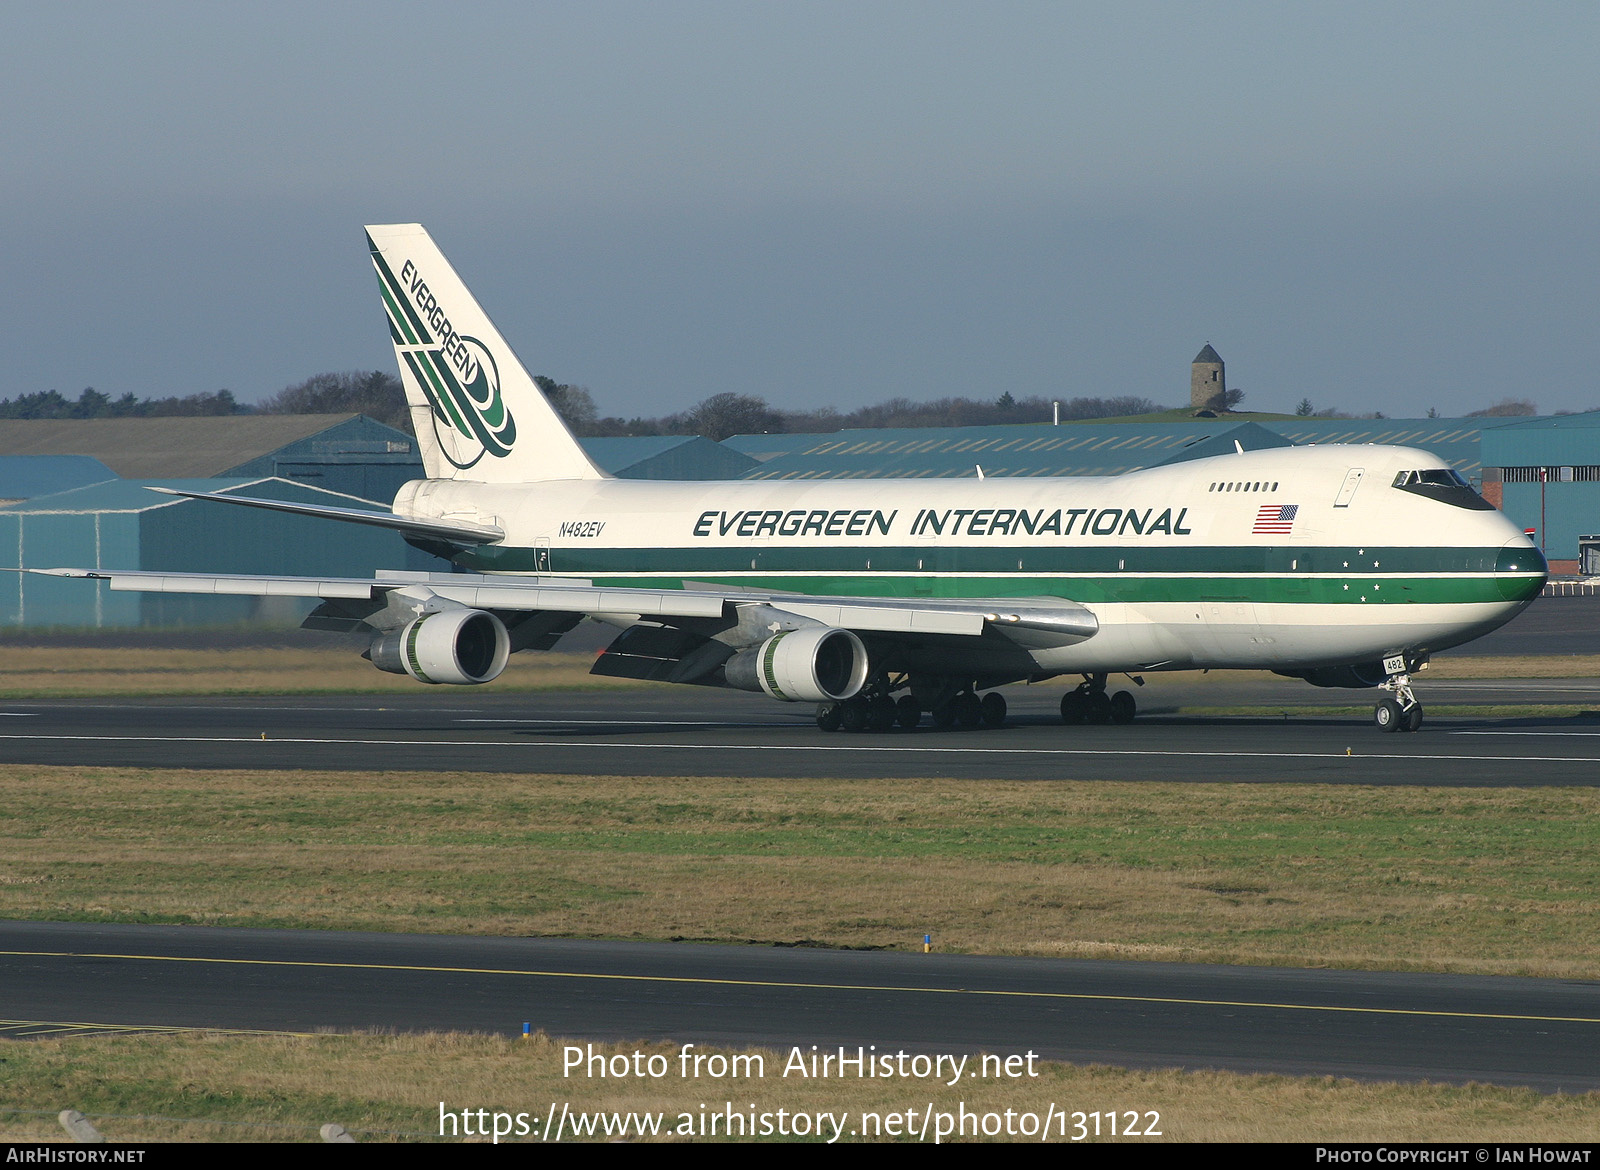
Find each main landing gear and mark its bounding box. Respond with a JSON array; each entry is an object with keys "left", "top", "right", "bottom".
[
  {"left": 1373, "top": 660, "right": 1424, "bottom": 733},
  {"left": 1059, "top": 674, "right": 1138, "bottom": 726},
  {"left": 813, "top": 690, "right": 908, "bottom": 732},
  {"left": 814, "top": 675, "right": 1007, "bottom": 732}
]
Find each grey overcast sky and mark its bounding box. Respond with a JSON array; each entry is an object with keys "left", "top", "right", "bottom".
[{"left": 3, "top": 1, "right": 1596, "bottom": 419}]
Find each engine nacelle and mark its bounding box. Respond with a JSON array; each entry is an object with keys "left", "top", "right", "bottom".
[
  {"left": 724, "top": 626, "right": 869, "bottom": 703},
  {"left": 1275, "top": 661, "right": 1389, "bottom": 689},
  {"left": 369, "top": 609, "right": 510, "bottom": 685}
]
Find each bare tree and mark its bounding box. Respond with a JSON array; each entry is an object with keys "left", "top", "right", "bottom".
[
  {"left": 1204, "top": 387, "right": 1246, "bottom": 413},
  {"left": 534, "top": 376, "right": 599, "bottom": 434},
  {"left": 258, "top": 370, "right": 410, "bottom": 431},
  {"left": 680, "top": 393, "right": 786, "bottom": 441}
]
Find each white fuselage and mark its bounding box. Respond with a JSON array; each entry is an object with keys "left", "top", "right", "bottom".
[{"left": 394, "top": 443, "right": 1545, "bottom": 675}]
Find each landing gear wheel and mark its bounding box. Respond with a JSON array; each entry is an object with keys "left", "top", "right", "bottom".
[
  {"left": 932, "top": 702, "right": 958, "bottom": 730},
  {"left": 866, "top": 694, "right": 897, "bottom": 732},
  {"left": 1060, "top": 691, "right": 1087, "bottom": 725},
  {"left": 979, "top": 692, "right": 1007, "bottom": 728},
  {"left": 1374, "top": 696, "right": 1403, "bottom": 733},
  {"left": 1086, "top": 691, "right": 1113, "bottom": 725},
  {"left": 1109, "top": 690, "right": 1137, "bottom": 725},
  {"left": 954, "top": 691, "right": 983, "bottom": 730},
  {"left": 839, "top": 697, "right": 869, "bottom": 732},
  {"left": 815, "top": 702, "right": 843, "bottom": 732},
  {"left": 895, "top": 695, "right": 922, "bottom": 729},
  {"left": 1404, "top": 703, "right": 1424, "bottom": 733}
]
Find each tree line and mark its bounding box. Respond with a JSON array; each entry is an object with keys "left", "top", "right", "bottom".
[
  {"left": 0, "top": 375, "right": 1164, "bottom": 441},
  {"left": 4, "top": 374, "right": 1573, "bottom": 440},
  {"left": 0, "top": 387, "right": 248, "bottom": 420},
  {"left": 558, "top": 387, "right": 1166, "bottom": 441}
]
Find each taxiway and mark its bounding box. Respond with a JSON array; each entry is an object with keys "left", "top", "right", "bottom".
[{"left": 5, "top": 921, "right": 1598, "bottom": 1093}]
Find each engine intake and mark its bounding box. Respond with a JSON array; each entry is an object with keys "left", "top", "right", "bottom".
[
  {"left": 724, "top": 626, "right": 869, "bottom": 703},
  {"left": 369, "top": 609, "right": 510, "bottom": 685}
]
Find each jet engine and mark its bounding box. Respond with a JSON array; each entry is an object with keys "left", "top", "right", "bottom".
[
  {"left": 368, "top": 609, "right": 510, "bottom": 685},
  {"left": 723, "top": 626, "right": 869, "bottom": 703},
  {"left": 1276, "top": 662, "right": 1389, "bottom": 689}
]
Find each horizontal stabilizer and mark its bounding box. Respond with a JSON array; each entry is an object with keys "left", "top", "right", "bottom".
[{"left": 146, "top": 486, "right": 504, "bottom": 545}]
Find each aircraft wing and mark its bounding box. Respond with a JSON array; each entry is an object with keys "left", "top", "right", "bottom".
[
  {"left": 28, "top": 567, "right": 1098, "bottom": 640},
  {"left": 30, "top": 568, "right": 726, "bottom": 621}
]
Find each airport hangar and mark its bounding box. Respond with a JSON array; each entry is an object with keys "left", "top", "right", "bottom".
[
  {"left": 0, "top": 417, "right": 759, "bottom": 628},
  {"left": 0, "top": 408, "right": 1594, "bottom": 629}
]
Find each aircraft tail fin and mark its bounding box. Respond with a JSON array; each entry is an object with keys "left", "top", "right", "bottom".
[{"left": 365, "top": 223, "right": 607, "bottom": 483}]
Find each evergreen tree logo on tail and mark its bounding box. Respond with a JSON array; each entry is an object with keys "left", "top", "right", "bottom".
[{"left": 369, "top": 232, "right": 516, "bottom": 470}]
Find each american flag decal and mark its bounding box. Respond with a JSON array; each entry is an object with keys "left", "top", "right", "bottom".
[{"left": 1253, "top": 504, "right": 1299, "bottom": 535}]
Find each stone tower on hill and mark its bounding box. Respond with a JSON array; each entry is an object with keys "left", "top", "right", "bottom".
[{"left": 1191, "top": 344, "right": 1224, "bottom": 411}]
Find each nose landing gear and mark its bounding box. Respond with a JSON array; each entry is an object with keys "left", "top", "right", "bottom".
[{"left": 1373, "top": 655, "right": 1425, "bottom": 733}]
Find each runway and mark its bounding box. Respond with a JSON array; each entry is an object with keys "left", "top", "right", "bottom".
[
  {"left": 2, "top": 680, "right": 1599, "bottom": 783},
  {"left": 5, "top": 921, "right": 1598, "bottom": 1093}
]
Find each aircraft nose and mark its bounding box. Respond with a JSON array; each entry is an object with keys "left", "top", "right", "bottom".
[{"left": 1496, "top": 540, "right": 1547, "bottom": 602}]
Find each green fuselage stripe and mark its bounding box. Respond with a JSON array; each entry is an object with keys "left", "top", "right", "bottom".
[{"left": 453, "top": 543, "right": 1541, "bottom": 607}]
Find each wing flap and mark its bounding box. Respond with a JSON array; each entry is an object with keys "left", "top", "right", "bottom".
[
  {"left": 772, "top": 601, "right": 984, "bottom": 635},
  {"left": 425, "top": 584, "right": 727, "bottom": 619},
  {"left": 32, "top": 568, "right": 378, "bottom": 600},
  {"left": 761, "top": 596, "right": 1098, "bottom": 641}
]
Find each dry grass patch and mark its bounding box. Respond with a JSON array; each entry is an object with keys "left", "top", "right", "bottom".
[
  {"left": 1428, "top": 655, "right": 1600, "bottom": 680},
  {"left": 2, "top": 767, "right": 1598, "bottom": 976},
  {"left": 0, "top": 1032, "right": 1595, "bottom": 1143},
  {"left": 0, "top": 648, "right": 635, "bottom": 696}
]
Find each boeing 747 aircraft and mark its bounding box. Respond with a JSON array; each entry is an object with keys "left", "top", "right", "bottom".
[{"left": 40, "top": 224, "right": 1547, "bottom": 733}]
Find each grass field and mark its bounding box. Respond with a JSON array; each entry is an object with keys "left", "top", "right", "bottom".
[
  {"left": 3, "top": 765, "right": 1597, "bottom": 977},
  {"left": 0, "top": 647, "right": 636, "bottom": 697},
  {"left": 3, "top": 1033, "right": 1596, "bottom": 1143}
]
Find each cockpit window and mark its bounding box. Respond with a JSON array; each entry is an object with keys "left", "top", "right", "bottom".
[
  {"left": 1392, "top": 468, "right": 1495, "bottom": 510},
  {"left": 1393, "top": 469, "right": 1470, "bottom": 489}
]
